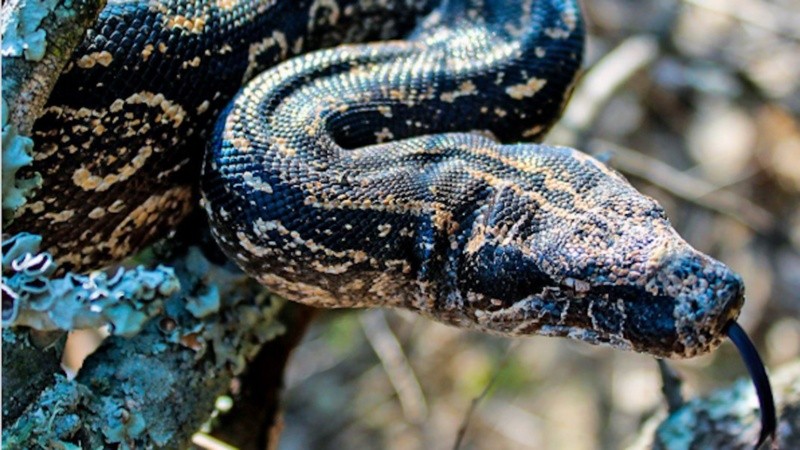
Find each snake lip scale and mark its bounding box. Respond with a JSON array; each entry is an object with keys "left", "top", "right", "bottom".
[{"left": 8, "top": 0, "right": 776, "bottom": 444}]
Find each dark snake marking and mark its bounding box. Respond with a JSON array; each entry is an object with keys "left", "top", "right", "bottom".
[{"left": 8, "top": 0, "right": 775, "bottom": 443}]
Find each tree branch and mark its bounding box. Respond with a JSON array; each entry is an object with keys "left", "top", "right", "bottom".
[{"left": 3, "top": 245, "right": 290, "bottom": 449}]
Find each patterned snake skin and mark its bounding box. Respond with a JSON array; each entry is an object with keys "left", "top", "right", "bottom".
[
  {"left": 11, "top": 0, "right": 744, "bottom": 358},
  {"left": 10, "top": 0, "right": 439, "bottom": 270},
  {"left": 202, "top": 0, "right": 745, "bottom": 359}
]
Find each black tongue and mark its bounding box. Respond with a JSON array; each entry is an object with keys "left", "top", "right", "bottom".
[{"left": 725, "top": 321, "right": 777, "bottom": 449}]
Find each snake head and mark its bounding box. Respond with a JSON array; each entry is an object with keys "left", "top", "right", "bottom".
[{"left": 454, "top": 145, "right": 744, "bottom": 358}]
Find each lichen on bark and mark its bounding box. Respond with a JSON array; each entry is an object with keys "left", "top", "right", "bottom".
[{"left": 2, "top": 239, "right": 289, "bottom": 449}]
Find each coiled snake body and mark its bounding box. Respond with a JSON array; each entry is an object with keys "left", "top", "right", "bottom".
[
  {"left": 7, "top": 0, "right": 777, "bottom": 441},
  {"left": 202, "top": 0, "right": 742, "bottom": 359}
]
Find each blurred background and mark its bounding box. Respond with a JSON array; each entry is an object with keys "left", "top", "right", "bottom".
[{"left": 275, "top": 1, "right": 800, "bottom": 449}]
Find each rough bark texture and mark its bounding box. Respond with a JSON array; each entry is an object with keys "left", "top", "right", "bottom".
[
  {"left": 210, "top": 303, "right": 318, "bottom": 450},
  {"left": 1, "top": 0, "right": 106, "bottom": 135},
  {"left": 2, "top": 242, "right": 294, "bottom": 449},
  {"left": 632, "top": 362, "right": 800, "bottom": 450},
  {"left": 1, "top": 328, "right": 65, "bottom": 422}
]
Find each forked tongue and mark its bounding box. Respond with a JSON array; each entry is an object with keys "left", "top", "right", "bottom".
[{"left": 726, "top": 321, "right": 777, "bottom": 449}]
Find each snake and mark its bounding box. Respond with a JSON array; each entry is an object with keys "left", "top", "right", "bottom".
[{"left": 6, "top": 0, "right": 776, "bottom": 444}]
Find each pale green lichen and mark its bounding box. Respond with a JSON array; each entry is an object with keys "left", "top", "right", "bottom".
[
  {"left": 1, "top": 99, "right": 42, "bottom": 217},
  {"left": 100, "top": 399, "right": 148, "bottom": 445},
  {"left": 4, "top": 238, "right": 287, "bottom": 447},
  {"left": 655, "top": 377, "right": 759, "bottom": 450},
  {"left": 652, "top": 363, "right": 800, "bottom": 449},
  {"left": 2, "top": 327, "right": 66, "bottom": 423},
  {"left": 1, "top": 0, "right": 60, "bottom": 61},
  {"left": 1, "top": 375, "right": 92, "bottom": 449},
  {"left": 1, "top": 0, "right": 64, "bottom": 218},
  {"left": 161, "top": 246, "right": 286, "bottom": 373},
  {"left": 2, "top": 233, "right": 181, "bottom": 336},
  {"left": 182, "top": 248, "right": 222, "bottom": 318}
]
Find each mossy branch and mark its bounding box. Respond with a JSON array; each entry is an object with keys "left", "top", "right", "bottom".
[
  {"left": 631, "top": 363, "right": 800, "bottom": 450},
  {"left": 2, "top": 241, "right": 292, "bottom": 449}
]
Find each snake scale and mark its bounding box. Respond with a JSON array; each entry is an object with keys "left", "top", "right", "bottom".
[{"left": 6, "top": 0, "right": 776, "bottom": 443}]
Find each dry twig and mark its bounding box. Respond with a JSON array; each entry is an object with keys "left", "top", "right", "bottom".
[
  {"left": 453, "top": 342, "right": 519, "bottom": 450},
  {"left": 589, "top": 139, "right": 776, "bottom": 235},
  {"left": 360, "top": 310, "right": 428, "bottom": 424}
]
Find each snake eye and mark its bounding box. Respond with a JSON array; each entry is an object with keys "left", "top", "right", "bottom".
[{"left": 726, "top": 321, "right": 776, "bottom": 449}]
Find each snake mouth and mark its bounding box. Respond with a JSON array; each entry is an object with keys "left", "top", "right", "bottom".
[{"left": 725, "top": 320, "right": 776, "bottom": 449}]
